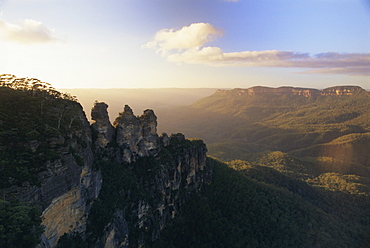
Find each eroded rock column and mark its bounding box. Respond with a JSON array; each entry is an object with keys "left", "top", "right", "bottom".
[{"left": 91, "top": 102, "right": 114, "bottom": 148}]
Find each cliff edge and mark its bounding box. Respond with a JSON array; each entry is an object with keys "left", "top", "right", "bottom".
[
  {"left": 87, "top": 102, "right": 211, "bottom": 248},
  {"left": 0, "top": 75, "right": 212, "bottom": 248},
  {"left": 215, "top": 85, "right": 366, "bottom": 97}
]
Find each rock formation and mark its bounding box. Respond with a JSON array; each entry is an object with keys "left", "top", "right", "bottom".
[
  {"left": 112, "top": 105, "right": 160, "bottom": 162},
  {"left": 216, "top": 85, "right": 366, "bottom": 97},
  {"left": 91, "top": 133, "right": 210, "bottom": 248},
  {"left": 320, "top": 86, "right": 365, "bottom": 96},
  {"left": 91, "top": 101, "right": 114, "bottom": 148},
  {"left": 88, "top": 104, "right": 211, "bottom": 247},
  {"left": 3, "top": 101, "right": 102, "bottom": 248},
  {"left": 1, "top": 82, "right": 211, "bottom": 248}
]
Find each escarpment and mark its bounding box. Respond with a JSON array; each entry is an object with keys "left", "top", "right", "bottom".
[
  {"left": 88, "top": 103, "right": 211, "bottom": 248},
  {"left": 0, "top": 86, "right": 102, "bottom": 248},
  {"left": 0, "top": 78, "right": 211, "bottom": 248},
  {"left": 215, "top": 85, "right": 367, "bottom": 97}
]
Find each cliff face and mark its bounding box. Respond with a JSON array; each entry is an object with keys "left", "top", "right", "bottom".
[
  {"left": 2, "top": 97, "right": 211, "bottom": 248},
  {"left": 91, "top": 101, "right": 114, "bottom": 149},
  {"left": 1, "top": 77, "right": 211, "bottom": 248},
  {"left": 2, "top": 98, "right": 102, "bottom": 248},
  {"left": 320, "top": 86, "right": 365, "bottom": 96},
  {"left": 216, "top": 85, "right": 366, "bottom": 97},
  {"left": 91, "top": 137, "right": 210, "bottom": 248},
  {"left": 112, "top": 105, "right": 160, "bottom": 162},
  {"left": 89, "top": 104, "right": 211, "bottom": 248}
]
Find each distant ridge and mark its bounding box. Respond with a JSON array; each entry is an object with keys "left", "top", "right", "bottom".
[
  {"left": 159, "top": 83, "right": 370, "bottom": 165},
  {"left": 215, "top": 85, "right": 366, "bottom": 97}
]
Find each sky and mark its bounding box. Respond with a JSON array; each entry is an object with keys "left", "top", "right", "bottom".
[{"left": 0, "top": 0, "right": 369, "bottom": 89}]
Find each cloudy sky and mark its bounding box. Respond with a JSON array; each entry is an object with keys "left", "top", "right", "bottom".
[{"left": 1, "top": 0, "right": 369, "bottom": 89}]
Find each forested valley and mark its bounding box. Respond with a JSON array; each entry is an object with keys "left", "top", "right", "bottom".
[{"left": 153, "top": 86, "right": 370, "bottom": 247}]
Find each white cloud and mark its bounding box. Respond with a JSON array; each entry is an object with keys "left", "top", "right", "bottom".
[
  {"left": 0, "top": 18, "right": 59, "bottom": 44},
  {"left": 143, "top": 23, "right": 223, "bottom": 55},
  {"left": 145, "top": 23, "right": 370, "bottom": 76},
  {"left": 168, "top": 48, "right": 312, "bottom": 67}
]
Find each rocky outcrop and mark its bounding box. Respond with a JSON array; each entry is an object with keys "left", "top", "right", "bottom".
[
  {"left": 88, "top": 103, "right": 211, "bottom": 247},
  {"left": 320, "top": 86, "right": 365, "bottom": 96},
  {"left": 92, "top": 133, "right": 210, "bottom": 248},
  {"left": 3, "top": 101, "right": 102, "bottom": 248},
  {"left": 40, "top": 101, "right": 184, "bottom": 248},
  {"left": 91, "top": 101, "right": 114, "bottom": 148},
  {"left": 39, "top": 108, "right": 102, "bottom": 248},
  {"left": 112, "top": 105, "right": 160, "bottom": 162},
  {"left": 93, "top": 210, "right": 129, "bottom": 248},
  {"left": 40, "top": 159, "right": 102, "bottom": 247},
  {"left": 1, "top": 77, "right": 212, "bottom": 248},
  {"left": 139, "top": 109, "right": 160, "bottom": 154},
  {"left": 2, "top": 89, "right": 210, "bottom": 248},
  {"left": 216, "top": 86, "right": 319, "bottom": 97},
  {"left": 216, "top": 85, "right": 367, "bottom": 97}
]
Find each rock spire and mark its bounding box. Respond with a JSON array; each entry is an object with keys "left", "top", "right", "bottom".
[
  {"left": 91, "top": 103, "right": 160, "bottom": 163},
  {"left": 91, "top": 101, "right": 114, "bottom": 148}
]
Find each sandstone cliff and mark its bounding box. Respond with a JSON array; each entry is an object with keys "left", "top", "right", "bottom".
[
  {"left": 2, "top": 94, "right": 211, "bottom": 247},
  {"left": 2, "top": 96, "right": 102, "bottom": 248},
  {"left": 91, "top": 101, "right": 114, "bottom": 149},
  {"left": 112, "top": 105, "right": 160, "bottom": 162},
  {"left": 88, "top": 104, "right": 211, "bottom": 248},
  {"left": 215, "top": 85, "right": 367, "bottom": 97},
  {"left": 1, "top": 76, "right": 211, "bottom": 248}
]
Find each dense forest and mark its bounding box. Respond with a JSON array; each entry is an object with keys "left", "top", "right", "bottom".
[
  {"left": 0, "top": 75, "right": 87, "bottom": 247},
  {"left": 0, "top": 75, "right": 81, "bottom": 188},
  {"left": 151, "top": 157, "right": 370, "bottom": 248},
  {"left": 154, "top": 86, "right": 370, "bottom": 247}
]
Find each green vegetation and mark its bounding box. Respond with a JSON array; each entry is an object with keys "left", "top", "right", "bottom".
[
  {"left": 154, "top": 87, "right": 370, "bottom": 248},
  {"left": 157, "top": 87, "right": 370, "bottom": 248},
  {"left": 151, "top": 157, "right": 370, "bottom": 248},
  {"left": 308, "top": 172, "right": 370, "bottom": 195},
  {"left": 0, "top": 76, "right": 87, "bottom": 247},
  {"left": 0, "top": 200, "right": 44, "bottom": 248},
  {"left": 86, "top": 159, "right": 144, "bottom": 244},
  {"left": 85, "top": 136, "right": 202, "bottom": 247},
  {"left": 0, "top": 76, "right": 83, "bottom": 188},
  {"left": 57, "top": 233, "right": 88, "bottom": 248},
  {"left": 159, "top": 87, "right": 370, "bottom": 166}
]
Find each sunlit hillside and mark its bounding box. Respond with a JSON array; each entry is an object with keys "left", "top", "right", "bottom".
[{"left": 158, "top": 86, "right": 370, "bottom": 165}]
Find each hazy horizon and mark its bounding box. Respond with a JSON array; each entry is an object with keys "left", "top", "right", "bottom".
[{"left": 60, "top": 88, "right": 219, "bottom": 121}]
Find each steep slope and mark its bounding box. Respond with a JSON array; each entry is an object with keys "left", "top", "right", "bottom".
[
  {"left": 82, "top": 102, "right": 211, "bottom": 248},
  {"left": 291, "top": 132, "right": 370, "bottom": 176},
  {"left": 158, "top": 86, "right": 370, "bottom": 165},
  {"left": 0, "top": 76, "right": 101, "bottom": 248},
  {"left": 155, "top": 85, "right": 370, "bottom": 247},
  {"left": 0, "top": 75, "right": 212, "bottom": 248},
  {"left": 151, "top": 158, "right": 370, "bottom": 248}
]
